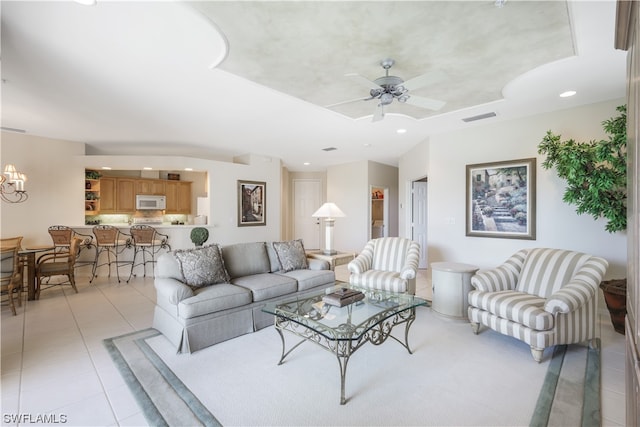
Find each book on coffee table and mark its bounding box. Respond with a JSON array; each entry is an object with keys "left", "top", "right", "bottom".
[{"left": 322, "top": 288, "right": 365, "bottom": 307}]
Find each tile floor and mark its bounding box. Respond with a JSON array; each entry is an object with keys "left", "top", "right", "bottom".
[{"left": 0, "top": 266, "right": 627, "bottom": 426}]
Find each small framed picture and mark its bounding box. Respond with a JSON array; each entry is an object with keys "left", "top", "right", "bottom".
[
  {"left": 466, "top": 158, "right": 536, "bottom": 240},
  {"left": 238, "top": 180, "right": 266, "bottom": 227}
]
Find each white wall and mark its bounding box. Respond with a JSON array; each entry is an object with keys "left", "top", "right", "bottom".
[
  {"left": 80, "top": 154, "right": 282, "bottom": 246},
  {"left": 417, "top": 99, "right": 627, "bottom": 279},
  {"left": 327, "top": 160, "right": 399, "bottom": 252},
  {"left": 0, "top": 132, "right": 85, "bottom": 247},
  {"left": 0, "top": 134, "right": 282, "bottom": 248},
  {"left": 327, "top": 161, "right": 368, "bottom": 252}
]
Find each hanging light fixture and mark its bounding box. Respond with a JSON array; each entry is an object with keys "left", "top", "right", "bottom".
[{"left": 1, "top": 164, "right": 28, "bottom": 203}]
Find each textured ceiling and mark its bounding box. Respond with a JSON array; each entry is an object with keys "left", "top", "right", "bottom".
[
  {"left": 194, "top": 1, "right": 574, "bottom": 120},
  {"left": 0, "top": 1, "right": 626, "bottom": 171}
]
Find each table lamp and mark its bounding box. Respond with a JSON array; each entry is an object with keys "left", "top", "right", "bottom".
[{"left": 312, "top": 202, "right": 346, "bottom": 255}]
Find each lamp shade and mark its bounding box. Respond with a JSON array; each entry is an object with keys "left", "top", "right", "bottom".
[{"left": 312, "top": 202, "right": 345, "bottom": 219}]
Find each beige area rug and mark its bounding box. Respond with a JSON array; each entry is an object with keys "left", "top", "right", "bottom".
[{"left": 106, "top": 306, "right": 599, "bottom": 426}]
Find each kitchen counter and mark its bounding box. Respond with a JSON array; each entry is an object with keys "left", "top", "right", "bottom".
[{"left": 75, "top": 224, "right": 215, "bottom": 252}]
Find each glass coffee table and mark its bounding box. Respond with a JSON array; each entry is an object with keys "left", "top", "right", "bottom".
[{"left": 262, "top": 283, "right": 428, "bottom": 404}]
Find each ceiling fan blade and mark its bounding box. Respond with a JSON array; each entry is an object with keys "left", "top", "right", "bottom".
[
  {"left": 372, "top": 104, "right": 384, "bottom": 122},
  {"left": 404, "top": 95, "right": 446, "bottom": 111},
  {"left": 401, "top": 70, "right": 447, "bottom": 91},
  {"left": 345, "top": 73, "right": 382, "bottom": 90},
  {"left": 325, "top": 96, "right": 373, "bottom": 108}
]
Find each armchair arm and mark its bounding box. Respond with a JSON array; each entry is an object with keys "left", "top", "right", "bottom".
[
  {"left": 470, "top": 250, "right": 527, "bottom": 292},
  {"left": 37, "top": 252, "right": 70, "bottom": 265},
  {"left": 348, "top": 252, "right": 372, "bottom": 274},
  {"left": 154, "top": 277, "right": 194, "bottom": 305},
  {"left": 545, "top": 255, "right": 608, "bottom": 314},
  {"left": 307, "top": 258, "right": 330, "bottom": 270},
  {"left": 545, "top": 280, "right": 596, "bottom": 314},
  {"left": 400, "top": 242, "right": 420, "bottom": 280}
]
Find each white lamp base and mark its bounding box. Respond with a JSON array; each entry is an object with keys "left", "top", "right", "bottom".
[{"left": 322, "top": 219, "right": 337, "bottom": 256}]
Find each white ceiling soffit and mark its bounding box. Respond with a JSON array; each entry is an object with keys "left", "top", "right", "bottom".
[{"left": 193, "top": 1, "right": 575, "bottom": 120}]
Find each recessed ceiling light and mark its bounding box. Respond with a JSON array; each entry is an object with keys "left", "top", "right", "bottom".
[
  {"left": 101, "top": 167, "right": 112, "bottom": 170},
  {"left": 143, "top": 167, "right": 152, "bottom": 170},
  {"left": 184, "top": 168, "right": 193, "bottom": 171},
  {"left": 396, "top": 129, "right": 407, "bottom": 134},
  {"left": 74, "top": 0, "right": 96, "bottom": 5},
  {"left": 363, "top": 143, "right": 372, "bottom": 147},
  {"left": 560, "top": 90, "right": 577, "bottom": 98},
  {"left": 303, "top": 162, "right": 311, "bottom": 166}
]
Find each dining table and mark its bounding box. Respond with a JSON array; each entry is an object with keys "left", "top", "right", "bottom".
[{"left": 19, "top": 246, "right": 54, "bottom": 300}]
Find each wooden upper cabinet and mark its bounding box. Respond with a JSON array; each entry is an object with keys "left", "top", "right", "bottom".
[
  {"left": 166, "top": 181, "right": 191, "bottom": 214},
  {"left": 136, "top": 179, "right": 166, "bottom": 195},
  {"left": 116, "top": 178, "right": 136, "bottom": 212},
  {"left": 99, "top": 177, "right": 116, "bottom": 213},
  {"left": 95, "top": 175, "right": 190, "bottom": 215}
]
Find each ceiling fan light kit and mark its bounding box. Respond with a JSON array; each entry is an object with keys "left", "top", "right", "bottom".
[{"left": 343, "top": 58, "right": 446, "bottom": 121}]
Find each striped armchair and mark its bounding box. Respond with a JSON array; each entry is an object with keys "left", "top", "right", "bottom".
[
  {"left": 347, "top": 237, "right": 420, "bottom": 295},
  {"left": 468, "top": 248, "right": 608, "bottom": 362}
]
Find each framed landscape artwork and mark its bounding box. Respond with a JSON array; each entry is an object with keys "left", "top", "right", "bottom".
[
  {"left": 238, "top": 180, "right": 266, "bottom": 227},
  {"left": 466, "top": 158, "right": 536, "bottom": 240}
]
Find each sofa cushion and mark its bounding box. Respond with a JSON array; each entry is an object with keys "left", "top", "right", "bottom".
[
  {"left": 272, "top": 239, "right": 308, "bottom": 272},
  {"left": 468, "top": 289, "right": 554, "bottom": 331},
  {"left": 349, "top": 270, "right": 409, "bottom": 293},
  {"left": 276, "top": 269, "right": 335, "bottom": 292},
  {"left": 222, "top": 242, "right": 271, "bottom": 279},
  {"left": 516, "top": 248, "right": 591, "bottom": 298},
  {"left": 178, "top": 284, "right": 252, "bottom": 319},
  {"left": 265, "top": 243, "right": 282, "bottom": 272},
  {"left": 231, "top": 273, "right": 297, "bottom": 302},
  {"left": 173, "top": 245, "right": 230, "bottom": 288}
]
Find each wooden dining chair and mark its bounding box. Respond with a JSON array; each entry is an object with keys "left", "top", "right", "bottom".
[
  {"left": 1, "top": 236, "right": 24, "bottom": 315},
  {"left": 35, "top": 237, "right": 82, "bottom": 298}
]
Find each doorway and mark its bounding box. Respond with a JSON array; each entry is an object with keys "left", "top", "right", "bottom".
[
  {"left": 411, "top": 177, "right": 428, "bottom": 269},
  {"left": 370, "top": 186, "right": 388, "bottom": 239},
  {"left": 293, "top": 179, "right": 322, "bottom": 249}
]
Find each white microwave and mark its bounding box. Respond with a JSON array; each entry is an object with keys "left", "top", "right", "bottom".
[{"left": 136, "top": 195, "right": 166, "bottom": 210}]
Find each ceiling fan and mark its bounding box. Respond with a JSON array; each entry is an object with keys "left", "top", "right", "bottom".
[{"left": 331, "top": 58, "right": 446, "bottom": 122}]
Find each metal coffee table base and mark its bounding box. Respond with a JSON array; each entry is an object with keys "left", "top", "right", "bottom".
[{"left": 273, "top": 307, "right": 418, "bottom": 405}]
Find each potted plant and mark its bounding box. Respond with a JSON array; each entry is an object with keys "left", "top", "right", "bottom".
[{"left": 538, "top": 105, "right": 627, "bottom": 334}]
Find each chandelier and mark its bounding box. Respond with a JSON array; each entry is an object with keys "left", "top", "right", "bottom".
[{"left": 1, "top": 164, "right": 28, "bottom": 203}]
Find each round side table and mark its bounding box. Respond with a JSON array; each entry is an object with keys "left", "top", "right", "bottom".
[{"left": 430, "top": 262, "right": 479, "bottom": 319}]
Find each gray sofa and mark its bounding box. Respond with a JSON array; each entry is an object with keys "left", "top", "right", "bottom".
[{"left": 153, "top": 241, "right": 335, "bottom": 353}]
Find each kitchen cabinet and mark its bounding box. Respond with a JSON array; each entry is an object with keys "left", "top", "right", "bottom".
[
  {"left": 99, "top": 177, "right": 116, "bottom": 213},
  {"left": 166, "top": 181, "right": 192, "bottom": 214},
  {"left": 136, "top": 179, "right": 166, "bottom": 195},
  {"left": 116, "top": 178, "right": 136, "bottom": 212},
  {"left": 92, "top": 175, "right": 191, "bottom": 215}
]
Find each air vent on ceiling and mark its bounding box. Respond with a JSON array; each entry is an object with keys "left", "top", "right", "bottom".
[
  {"left": 461, "top": 112, "right": 497, "bottom": 123},
  {"left": 322, "top": 147, "right": 337, "bottom": 152}
]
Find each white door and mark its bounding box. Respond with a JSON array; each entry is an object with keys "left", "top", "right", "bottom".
[
  {"left": 412, "top": 179, "right": 428, "bottom": 268},
  {"left": 293, "top": 179, "right": 322, "bottom": 249}
]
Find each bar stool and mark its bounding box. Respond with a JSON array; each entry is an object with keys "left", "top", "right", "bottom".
[
  {"left": 48, "top": 225, "right": 95, "bottom": 272},
  {"left": 127, "top": 225, "right": 171, "bottom": 282},
  {"left": 92, "top": 225, "right": 131, "bottom": 283}
]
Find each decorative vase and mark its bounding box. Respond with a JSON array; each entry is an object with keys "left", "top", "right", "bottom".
[{"left": 599, "top": 279, "right": 627, "bottom": 335}]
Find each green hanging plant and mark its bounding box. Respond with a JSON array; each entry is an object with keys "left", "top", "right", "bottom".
[{"left": 537, "top": 105, "right": 627, "bottom": 233}]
